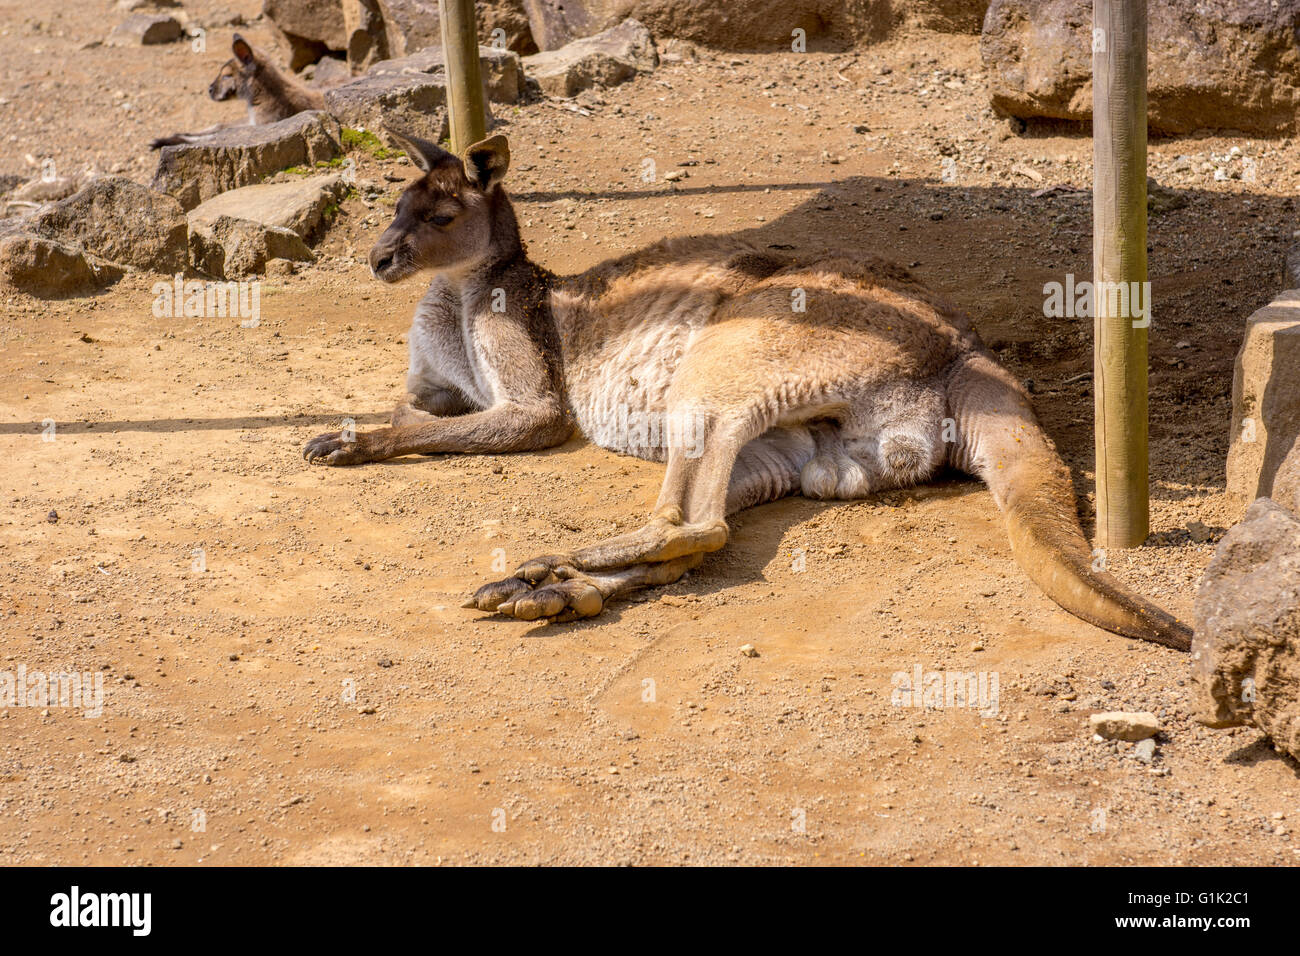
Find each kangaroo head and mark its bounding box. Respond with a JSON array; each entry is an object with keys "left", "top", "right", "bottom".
[
  {"left": 369, "top": 130, "right": 511, "bottom": 283},
  {"left": 209, "top": 35, "right": 258, "bottom": 103}
]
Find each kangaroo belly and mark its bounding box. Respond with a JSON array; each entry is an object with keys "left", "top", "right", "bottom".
[
  {"left": 568, "top": 320, "right": 697, "bottom": 461},
  {"left": 552, "top": 291, "right": 712, "bottom": 461}
]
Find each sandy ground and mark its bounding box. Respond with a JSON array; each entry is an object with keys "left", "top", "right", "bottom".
[{"left": 1, "top": 0, "right": 1298, "bottom": 865}]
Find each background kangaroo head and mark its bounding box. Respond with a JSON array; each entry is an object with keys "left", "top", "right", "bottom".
[
  {"left": 208, "top": 35, "right": 258, "bottom": 103},
  {"left": 369, "top": 131, "right": 511, "bottom": 283}
]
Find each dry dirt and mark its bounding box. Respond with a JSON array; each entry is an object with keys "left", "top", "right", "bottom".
[{"left": 2, "top": 0, "right": 1299, "bottom": 865}]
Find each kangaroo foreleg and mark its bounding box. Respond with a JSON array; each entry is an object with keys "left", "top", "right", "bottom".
[{"left": 303, "top": 401, "right": 570, "bottom": 465}]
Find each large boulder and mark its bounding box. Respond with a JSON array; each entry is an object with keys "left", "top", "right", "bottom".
[
  {"left": 186, "top": 174, "right": 344, "bottom": 278},
  {"left": 1272, "top": 443, "right": 1300, "bottom": 516},
  {"left": 523, "top": 18, "right": 656, "bottom": 97},
  {"left": 1226, "top": 289, "right": 1300, "bottom": 510},
  {"left": 375, "top": 0, "right": 536, "bottom": 56},
  {"left": 368, "top": 44, "right": 525, "bottom": 103},
  {"left": 152, "top": 111, "right": 342, "bottom": 210},
  {"left": 266, "top": 0, "right": 977, "bottom": 60},
  {"left": 896, "top": 0, "right": 990, "bottom": 33},
  {"left": 0, "top": 228, "right": 104, "bottom": 298},
  {"left": 264, "top": 0, "right": 537, "bottom": 63},
  {"left": 1193, "top": 498, "right": 1300, "bottom": 761},
  {"left": 521, "top": 0, "right": 891, "bottom": 52},
  {"left": 24, "top": 177, "right": 188, "bottom": 273},
  {"left": 982, "top": 0, "right": 1300, "bottom": 135},
  {"left": 188, "top": 174, "right": 346, "bottom": 242},
  {"left": 264, "top": 0, "right": 349, "bottom": 69},
  {"left": 341, "top": 0, "right": 390, "bottom": 70},
  {"left": 324, "top": 72, "right": 449, "bottom": 139},
  {"left": 188, "top": 217, "right": 316, "bottom": 279}
]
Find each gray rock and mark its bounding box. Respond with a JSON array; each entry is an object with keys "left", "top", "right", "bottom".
[
  {"left": 24, "top": 177, "right": 187, "bottom": 273},
  {"left": 982, "top": 0, "right": 1300, "bottom": 135},
  {"left": 0, "top": 225, "right": 122, "bottom": 298},
  {"left": 368, "top": 45, "right": 525, "bottom": 103},
  {"left": 897, "top": 0, "right": 989, "bottom": 33},
  {"left": 1272, "top": 443, "right": 1300, "bottom": 516},
  {"left": 1287, "top": 245, "right": 1300, "bottom": 290},
  {"left": 187, "top": 174, "right": 346, "bottom": 244},
  {"left": 185, "top": 174, "right": 344, "bottom": 278},
  {"left": 188, "top": 216, "right": 315, "bottom": 279},
  {"left": 324, "top": 72, "right": 449, "bottom": 140},
  {"left": 307, "top": 55, "right": 353, "bottom": 88},
  {"left": 151, "top": 111, "right": 342, "bottom": 210},
  {"left": 201, "top": 8, "right": 246, "bottom": 29},
  {"left": 265, "top": 0, "right": 349, "bottom": 70},
  {"left": 1193, "top": 498, "right": 1300, "bottom": 762},
  {"left": 520, "top": 0, "right": 890, "bottom": 52},
  {"left": 1133, "top": 737, "right": 1157, "bottom": 764},
  {"left": 523, "top": 18, "right": 656, "bottom": 97},
  {"left": 10, "top": 176, "right": 80, "bottom": 202},
  {"left": 373, "top": 0, "right": 441, "bottom": 56},
  {"left": 0, "top": 232, "right": 94, "bottom": 297},
  {"left": 1089, "top": 711, "right": 1160, "bottom": 741},
  {"left": 107, "top": 13, "right": 183, "bottom": 46},
  {"left": 1226, "top": 289, "right": 1300, "bottom": 510}
]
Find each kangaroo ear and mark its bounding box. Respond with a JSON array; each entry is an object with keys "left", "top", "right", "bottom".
[
  {"left": 463, "top": 134, "right": 510, "bottom": 192},
  {"left": 384, "top": 127, "right": 453, "bottom": 174},
  {"left": 231, "top": 34, "right": 254, "bottom": 65}
]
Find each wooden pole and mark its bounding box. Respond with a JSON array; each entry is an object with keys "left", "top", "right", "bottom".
[
  {"left": 439, "top": 0, "right": 487, "bottom": 155},
  {"left": 1092, "top": 0, "right": 1149, "bottom": 549}
]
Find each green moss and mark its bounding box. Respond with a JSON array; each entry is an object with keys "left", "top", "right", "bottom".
[
  {"left": 342, "top": 126, "right": 401, "bottom": 160},
  {"left": 284, "top": 157, "right": 344, "bottom": 175}
]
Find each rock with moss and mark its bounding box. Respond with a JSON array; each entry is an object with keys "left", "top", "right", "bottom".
[{"left": 152, "top": 111, "right": 342, "bottom": 210}]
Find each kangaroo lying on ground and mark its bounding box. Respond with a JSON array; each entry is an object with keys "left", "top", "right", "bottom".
[
  {"left": 303, "top": 130, "right": 1192, "bottom": 650},
  {"left": 150, "top": 35, "right": 325, "bottom": 149}
]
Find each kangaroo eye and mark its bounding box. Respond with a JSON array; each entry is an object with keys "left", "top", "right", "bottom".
[{"left": 429, "top": 214, "right": 454, "bottom": 227}]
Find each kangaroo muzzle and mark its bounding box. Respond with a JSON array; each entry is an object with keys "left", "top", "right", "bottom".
[{"left": 369, "top": 234, "right": 400, "bottom": 280}]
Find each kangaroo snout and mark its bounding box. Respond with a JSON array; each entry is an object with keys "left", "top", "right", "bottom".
[{"left": 369, "top": 235, "right": 401, "bottom": 281}]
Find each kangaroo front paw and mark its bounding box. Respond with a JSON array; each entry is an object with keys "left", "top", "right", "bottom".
[{"left": 303, "top": 431, "right": 369, "bottom": 466}]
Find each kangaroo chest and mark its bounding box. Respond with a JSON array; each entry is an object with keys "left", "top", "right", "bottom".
[{"left": 405, "top": 281, "right": 500, "bottom": 409}]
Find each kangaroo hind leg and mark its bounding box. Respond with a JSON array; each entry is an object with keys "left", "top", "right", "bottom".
[{"left": 465, "top": 415, "right": 811, "bottom": 621}]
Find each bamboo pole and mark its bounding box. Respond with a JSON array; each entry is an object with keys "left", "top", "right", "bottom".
[
  {"left": 1092, "top": 0, "right": 1149, "bottom": 549},
  {"left": 439, "top": 0, "right": 487, "bottom": 155}
]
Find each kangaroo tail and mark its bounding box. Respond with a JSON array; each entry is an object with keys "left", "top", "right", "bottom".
[{"left": 945, "top": 350, "right": 1191, "bottom": 651}]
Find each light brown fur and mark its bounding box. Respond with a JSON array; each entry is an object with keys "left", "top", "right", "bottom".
[
  {"left": 303, "top": 131, "right": 1192, "bottom": 650},
  {"left": 149, "top": 35, "right": 325, "bottom": 149}
]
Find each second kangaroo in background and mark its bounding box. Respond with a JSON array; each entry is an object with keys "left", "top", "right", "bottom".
[
  {"left": 304, "top": 130, "right": 1193, "bottom": 651},
  {"left": 150, "top": 34, "right": 325, "bottom": 149}
]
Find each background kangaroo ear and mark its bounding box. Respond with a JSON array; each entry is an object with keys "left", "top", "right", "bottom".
[
  {"left": 384, "top": 127, "right": 453, "bottom": 174},
  {"left": 231, "top": 35, "right": 254, "bottom": 65},
  {"left": 463, "top": 134, "right": 510, "bottom": 191}
]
